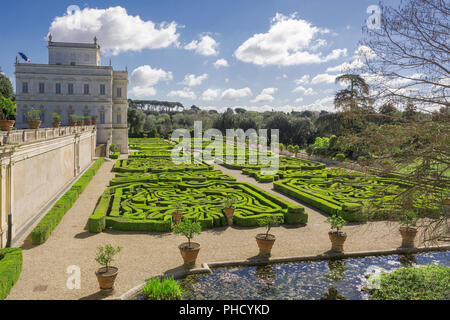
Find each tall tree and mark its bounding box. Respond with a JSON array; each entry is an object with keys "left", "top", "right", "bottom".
[{"left": 0, "top": 72, "right": 14, "bottom": 100}]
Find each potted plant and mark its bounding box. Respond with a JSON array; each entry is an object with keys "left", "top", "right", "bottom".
[
  {"left": 51, "top": 112, "right": 61, "bottom": 128},
  {"left": 109, "top": 144, "right": 118, "bottom": 158},
  {"left": 223, "top": 196, "right": 237, "bottom": 226},
  {"left": 293, "top": 145, "right": 300, "bottom": 157},
  {"left": 94, "top": 244, "right": 122, "bottom": 290},
  {"left": 84, "top": 116, "right": 92, "bottom": 126},
  {"left": 69, "top": 114, "right": 77, "bottom": 126},
  {"left": 172, "top": 200, "right": 184, "bottom": 225},
  {"left": 279, "top": 143, "right": 285, "bottom": 153},
  {"left": 255, "top": 215, "right": 283, "bottom": 257},
  {"left": 76, "top": 115, "right": 83, "bottom": 126},
  {"left": 173, "top": 219, "right": 202, "bottom": 268},
  {"left": 0, "top": 97, "right": 16, "bottom": 131},
  {"left": 91, "top": 114, "right": 98, "bottom": 125},
  {"left": 306, "top": 145, "right": 313, "bottom": 157},
  {"left": 287, "top": 144, "right": 293, "bottom": 155},
  {"left": 327, "top": 214, "right": 347, "bottom": 253},
  {"left": 335, "top": 153, "right": 345, "bottom": 162},
  {"left": 399, "top": 209, "right": 418, "bottom": 248},
  {"left": 26, "top": 108, "right": 42, "bottom": 129}
]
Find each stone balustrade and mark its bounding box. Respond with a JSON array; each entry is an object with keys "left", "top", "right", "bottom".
[{"left": 0, "top": 125, "right": 96, "bottom": 146}]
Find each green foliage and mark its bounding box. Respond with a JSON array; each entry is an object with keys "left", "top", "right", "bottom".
[
  {"left": 0, "top": 248, "right": 22, "bottom": 300},
  {"left": 305, "top": 145, "right": 314, "bottom": 154},
  {"left": 314, "top": 137, "right": 330, "bottom": 149},
  {"left": 31, "top": 158, "right": 104, "bottom": 244},
  {"left": 95, "top": 244, "right": 122, "bottom": 270},
  {"left": 0, "top": 97, "right": 16, "bottom": 120},
  {"left": 399, "top": 210, "right": 418, "bottom": 228},
  {"left": 358, "top": 156, "right": 367, "bottom": 163},
  {"left": 327, "top": 214, "right": 347, "bottom": 232},
  {"left": 142, "top": 276, "right": 182, "bottom": 300},
  {"left": 369, "top": 265, "right": 450, "bottom": 300},
  {"left": 0, "top": 73, "right": 14, "bottom": 100},
  {"left": 110, "top": 152, "right": 120, "bottom": 159},
  {"left": 51, "top": 112, "right": 61, "bottom": 121},
  {"left": 335, "top": 153, "right": 345, "bottom": 161},
  {"left": 172, "top": 219, "right": 202, "bottom": 247},
  {"left": 26, "top": 107, "right": 41, "bottom": 121},
  {"left": 223, "top": 196, "right": 237, "bottom": 208},
  {"left": 257, "top": 214, "right": 283, "bottom": 237},
  {"left": 109, "top": 144, "right": 118, "bottom": 153}
]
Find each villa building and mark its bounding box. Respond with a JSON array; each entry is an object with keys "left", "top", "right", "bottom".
[{"left": 14, "top": 36, "right": 128, "bottom": 153}]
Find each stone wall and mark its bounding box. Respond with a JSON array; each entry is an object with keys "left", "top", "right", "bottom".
[{"left": 0, "top": 126, "right": 97, "bottom": 248}]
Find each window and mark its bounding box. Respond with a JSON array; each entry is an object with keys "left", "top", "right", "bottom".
[
  {"left": 117, "top": 87, "right": 122, "bottom": 98},
  {"left": 100, "top": 84, "right": 106, "bottom": 95},
  {"left": 99, "top": 112, "right": 105, "bottom": 124},
  {"left": 39, "top": 83, "right": 45, "bottom": 94},
  {"left": 68, "top": 83, "right": 74, "bottom": 95},
  {"left": 84, "top": 84, "right": 90, "bottom": 95},
  {"left": 22, "top": 82, "right": 28, "bottom": 94},
  {"left": 117, "top": 113, "right": 122, "bottom": 124},
  {"left": 55, "top": 83, "right": 61, "bottom": 94}
]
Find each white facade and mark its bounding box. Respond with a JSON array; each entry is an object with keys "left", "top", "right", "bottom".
[{"left": 14, "top": 37, "right": 128, "bottom": 153}]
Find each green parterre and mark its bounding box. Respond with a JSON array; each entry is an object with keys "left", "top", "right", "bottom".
[
  {"left": 89, "top": 138, "right": 307, "bottom": 233},
  {"left": 274, "top": 168, "right": 446, "bottom": 222},
  {"left": 89, "top": 178, "right": 307, "bottom": 233}
]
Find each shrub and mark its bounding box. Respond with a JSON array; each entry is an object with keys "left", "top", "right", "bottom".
[
  {"left": 0, "top": 97, "right": 17, "bottom": 120},
  {"left": 172, "top": 219, "right": 202, "bottom": 248},
  {"left": 369, "top": 265, "right": 450, "bottom": 300},
  {"left": 335, "top": 153, "right": 345, "bottom": 162},
  {"left": 257, "top": 214, "right": 283, "bottom": 239},
  {"left": 51, "top": 112, "right": 61, "bottom": 122},
  {"left": 110, "top": 152, "right": 120, "bottom": 159},
  {"left": 143, "top": 276, "right": 182, "bottom": 300},
  {"left": 305, "top": 146, "right": 314, "bottom": 154},
  {"left": 31, "top": 158, "right": 104, "bottom": 244},
  {"left": 358, "top": 156, "right": 367, "bottom": 164},
  {"left": 95, "top": 244, "right": 122, "bottom": 272},
  {"left": 109, "top": 144, "right": 118, "bottom": 153},
  {"left": 0, "top": 248, "right": 22, "bottom": 300},
  {"left": 327, "top": 214, "right": 347, "bottom": 232}
]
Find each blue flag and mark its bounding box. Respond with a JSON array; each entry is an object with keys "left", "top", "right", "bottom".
[{"left": 18, "top": 52, "right": 31, "bottom": 63}]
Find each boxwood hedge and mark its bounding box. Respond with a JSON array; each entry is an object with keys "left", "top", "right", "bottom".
[{"left": 0, "top": 248, "right": 22, "bottom": 300}]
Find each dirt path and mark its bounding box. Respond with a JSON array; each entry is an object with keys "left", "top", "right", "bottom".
[{"left": 7, "top": 160, "right": 421, "bottom": 300}]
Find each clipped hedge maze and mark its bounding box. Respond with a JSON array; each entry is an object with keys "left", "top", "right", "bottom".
[
  {"left": 114, "top": 157, "right": 212, "bottom": 173},
  {"left": 274, "top": 169, "right": 443, "bottom": 222},
  {"left": 89, "top": 179, "right": 307, "bottom": 233}
]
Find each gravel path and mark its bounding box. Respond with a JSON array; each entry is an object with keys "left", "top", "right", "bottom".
[{"left": 6, "top": 160, "right": 431, "bottom": 300}]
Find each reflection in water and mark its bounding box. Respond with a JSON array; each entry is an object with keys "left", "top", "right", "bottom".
[
  {"left": 174, "top": 251, "right": 449, "bottom": 300},
  {"left": 255, "top": 265, "right": 276, "bottom": 295},
  {"left": 398, "top": 254, "right": 417, "bottom": 267},
  {"left": 321, "top": 260, "right": 347, "bottom": 300}
]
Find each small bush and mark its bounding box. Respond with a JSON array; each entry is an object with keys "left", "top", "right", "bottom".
[
  {"left": 0, "top": 248, "right": 22, "bottom": 300},
  {"left": 335, "top": 153, "right": 345, "bottom": 162}
]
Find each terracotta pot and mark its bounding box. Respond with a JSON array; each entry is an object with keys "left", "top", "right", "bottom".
[
  {"left": 92, "top": 120, "right": 97, "bottom": 125},
  {"left": 0, "top": 120, "right": 15, "bottom": 131},
  {"left": 95, "top": 266, "right": 118, "bottom": 290},
  {"left": 52, "top": 121, "right": 61, "bottom": 128},
  {"left": 178, "top": 242, "right": 200, "bottom": 268},
  {"left": 256, "top": 233, "right": 276, "bottom": 257},
  {"left": 306, "top": 152, "right": 311, "bottom": 157},
  {"left": 85, "top": 120, "right": 92, "bottom": 126},
  {"left": 399, "top": 226, "right": 417, "bottom": 248},
  {"left": 28, "top": 120, "right": 41, "bottom": 129},
  {"left": 172, "top": 211, "right": 183, "bottom": 225},
  {"left": 70, "top": 121, "right": 77, "bottom": 127},
  {"left": 328, "top": 231, "right": 347, "bottom": 253},
  {"left": 443, "top": 199, "right": 450, "bottom": 206},
  {"left": 223, "top": 207, "right": 235, "bottom": 226},
  {"left": 76, "top": 121, "right": 83, "bottom": 126}
]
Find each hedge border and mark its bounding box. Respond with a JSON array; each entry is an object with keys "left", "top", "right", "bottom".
[
  {"left": 30, "top": 158, "right": 105, "bottom": 245},
  {"left": 0, "top": 248, "right": 22, "bottom": 300}
]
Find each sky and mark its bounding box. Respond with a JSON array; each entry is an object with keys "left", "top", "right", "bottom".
[{"left": 0, "top": 0, "right": 389, "bottom": 113}]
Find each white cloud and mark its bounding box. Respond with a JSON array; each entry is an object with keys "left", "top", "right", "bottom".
[
  {"left": 130, "top": 65, "right": 173, "bottom": 87},
  {"left": 294, "top": 75, "right": 310, "bottom": 85},
  {"left": 251, "top": 87, "right": 277, "bottom": 103},
  {"left": 184, "top": 35, "right": 219, "bottom": 56},
  {"left": 213, "top": 58, "right": 229, "bottom": 68},
  {"left": 201, "top": 88, "right": 220, "bottom": 101},
  {"left": 168, "top": 88, "right": 197, "bottom": 99},
  {"left": 295, "top": 97, "right": 304, "bottom": 103},
  {"left": 182, "top": 73, "right": 208, "bottom": 87},
  {"left": 221, "top": 87, "right": 252, "bottom": 100},
  {"left": 48, "top": 6, "right": 180, "bottom": 55},
  {"left": 326, "top": 45, "right": 376, "bottom": 73},
  {"left": 130, "top": 86, "right": 157, "bottom": 98},
  {"left": 235, "top": 13, "right": 347, "bottom": 66},
  {"left": 311, "top": 73, "right": 337, "bottom": 84},
  {"left": 292, "top": 85, "right": 316, "bottom": 95}
]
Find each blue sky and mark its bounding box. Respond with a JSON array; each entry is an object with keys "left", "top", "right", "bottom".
[{"left": 0, "top": 0, "right": 388, "bottom": 112}]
